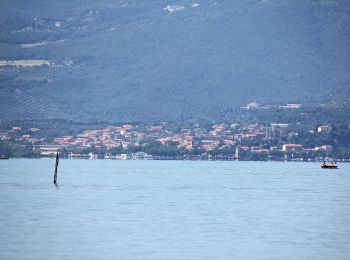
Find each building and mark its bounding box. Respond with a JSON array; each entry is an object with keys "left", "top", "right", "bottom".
[
  {"left": 234, "top": 133, "right": 265, "bottom": 142},
  {"left": 234, "top": 145, "right": 250, "bottom": 160},
  {"left": 282, "top": 144, "right": 303, "bottom": 152},
  {"left": 118, "top": 153, "right": 132, "bottom": 160},
  {"left": 201, "top": 140, "right": 220, "bottom": 151},
  {"left": 278, "top": 104, "right": 301, "bottom": 109},
  {"left": 250, "top": 146, "right": 268, "bottom": 153},
  {"left": 29, "top": 128, "right": 41, "bottom": 132},
  {"left": 230, "top": 124, "right": 240, "bottom": 129},
  {"left": 234, "top": 146, "right": 240, "bottom": 160},
  {"left": 270, "top": 146, "right": 278, "bottom": 151},
  {"left": 37, "top": 145, "right": 62, "bottom": 157},
  {"left": 69, "top": 152, "right": 89, "bottom": 159},
  {"left": 132, "top": 152, "right": 153, "bottom": 160},
  {"left": 104, "top": 153, "right": 116, "bottom": 159},
  {"left": 271, "top": 123, "right": 289, "bottom": 141},
  {"left": 88, "top": 153, "right": 99, "bottom": 159},
  {"left": 11, "top": 127, "right": 22, "bottom": 131},
  {"left": 181, "top": 139, "right": 194, "bottom": 149},
  {"left": 241, "top": 101, "right": 260, "bottom": 110},
  {"left": 271, "top": 123, "right": 289, "bottom": 131},
  {"left": 315, "top": 145, "right": 333, "bottom": 152},
  {"left": 317, "top": 125, "right": 332, "bottom": 134}
]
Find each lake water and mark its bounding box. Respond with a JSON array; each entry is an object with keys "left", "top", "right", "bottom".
[{"left": 0, "top": 159, "right": 350, "bottom": 260}]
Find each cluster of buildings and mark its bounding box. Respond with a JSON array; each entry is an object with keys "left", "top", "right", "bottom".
[
  {"left": 0, "top": 126, "right": 42, "bottom": 143},
  {"left": 0, "top": 120, "right": 342, "bottom": 160},
  {"left": 240, "top": 101, "right": 302, "bottom": 110},
  {"left": 53, "top": 123, "right": 245, "bottom": 153}
]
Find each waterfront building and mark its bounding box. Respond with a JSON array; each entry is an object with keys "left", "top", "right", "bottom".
[
  {"left": 282, "top": 144, "right": 303, "bottom": 152},
  {"left": 36, "top": 145, "right": 62, "bottom": 157}
]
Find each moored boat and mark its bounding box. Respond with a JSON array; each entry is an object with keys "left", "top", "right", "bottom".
[
  {"left": 321, "top": 164, "right": 338, "bottom": 169},
  {"left": 321, "top": 161, "right": 338, "bottom": 169}
]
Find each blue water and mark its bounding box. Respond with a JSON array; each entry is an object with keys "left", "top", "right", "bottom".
[{"left": 0, "top": 159, "right": 349, "bottom": 260}]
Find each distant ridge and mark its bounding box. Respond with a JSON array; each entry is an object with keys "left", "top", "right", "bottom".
[{"left": 0, "top": 0, "right": 349, "bottom": 122}]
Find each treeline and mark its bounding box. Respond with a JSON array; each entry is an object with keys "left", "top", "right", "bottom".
[
  {"left": 0, "top": 140, "right": 38, "bottom": 158},
  {"left": 238, "top": 103, "right": 350, "bottom": 129},
  {"left": 2, "top": 102, "right": 350, "bottom": 140},
  {"left": 65, "top": 140, "right": 202, "bottom": 158},
  {"left": 0, "top": 119, "right": 107, "bottom": 142},
  {"left": 2, "top": 139, "right": 350, "bottom": 160},
  {"left": 286, "top": 124, "right": 350, "bottom": 149}
]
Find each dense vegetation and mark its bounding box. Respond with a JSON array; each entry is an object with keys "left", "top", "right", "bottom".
[
  {"left": 1, "top": 102, "right": 349, "bottom": 140},
  {"left": 1, "top": 0, "right": 350, "bottom": 122},
  {"left": 1, "top": 102, "right": 349, "bottom": 159}
]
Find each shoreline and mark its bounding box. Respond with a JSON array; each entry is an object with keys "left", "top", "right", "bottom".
[{"left": 3, "top": 157, "right": 350, "bottom": 163}]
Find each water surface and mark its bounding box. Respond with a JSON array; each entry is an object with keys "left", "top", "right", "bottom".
[{"left": 1, "top": 159, "right": 349, "bottom": 260}]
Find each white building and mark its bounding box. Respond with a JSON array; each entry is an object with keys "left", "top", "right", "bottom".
[{"left": 317, "top": 125, "right": 332, "bottom": 134}]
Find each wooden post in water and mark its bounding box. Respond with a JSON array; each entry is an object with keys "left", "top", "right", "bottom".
[{"left": 53, "top": 152, "right": 59, "bottom": 185}]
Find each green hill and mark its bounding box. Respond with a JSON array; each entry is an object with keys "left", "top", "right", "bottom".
[{"left": 0, "top": 0, "right": 349, "bottom": 122}]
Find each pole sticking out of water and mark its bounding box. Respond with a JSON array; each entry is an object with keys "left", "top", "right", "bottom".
[{"left": 53, "top": 152, "right": 59, "bottom": 185}]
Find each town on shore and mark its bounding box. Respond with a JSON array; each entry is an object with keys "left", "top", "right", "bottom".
[{"left": 1, "top": 102, "right": 350, "bottom": 161}]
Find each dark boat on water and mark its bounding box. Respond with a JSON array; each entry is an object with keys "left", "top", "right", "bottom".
[
  {"left": 0, "top": 156, "right": 9, "bottom": 160},
  {"left": 321, "top": 165, "right": 338, "bottom": 169},
  {"left": 321, "top": 162, "right": 338, "bottom": 169}
]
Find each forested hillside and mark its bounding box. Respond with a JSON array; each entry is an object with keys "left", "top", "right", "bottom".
[{"left": 1, "top": 0, "right": 349, "bottom": 122}]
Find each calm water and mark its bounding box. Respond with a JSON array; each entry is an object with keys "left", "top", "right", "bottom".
[{"left": 0, "top": 159, "right": 350, "bottom": 260}]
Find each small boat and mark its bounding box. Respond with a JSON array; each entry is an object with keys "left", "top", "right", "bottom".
[
  {"left": 321, "top": 164, "right": 338, "bottom": 169},
  {"left": 0, "top": 156, "right": 9, "bottom": 160}
]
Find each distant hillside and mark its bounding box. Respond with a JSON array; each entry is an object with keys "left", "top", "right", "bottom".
[{"left": 0, "top": 0, "right": 349, "bottom": 122}]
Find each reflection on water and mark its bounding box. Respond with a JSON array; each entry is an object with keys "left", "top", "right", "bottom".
[{"left": 0, "top": 159, "right": 350, "bottom": 260}]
